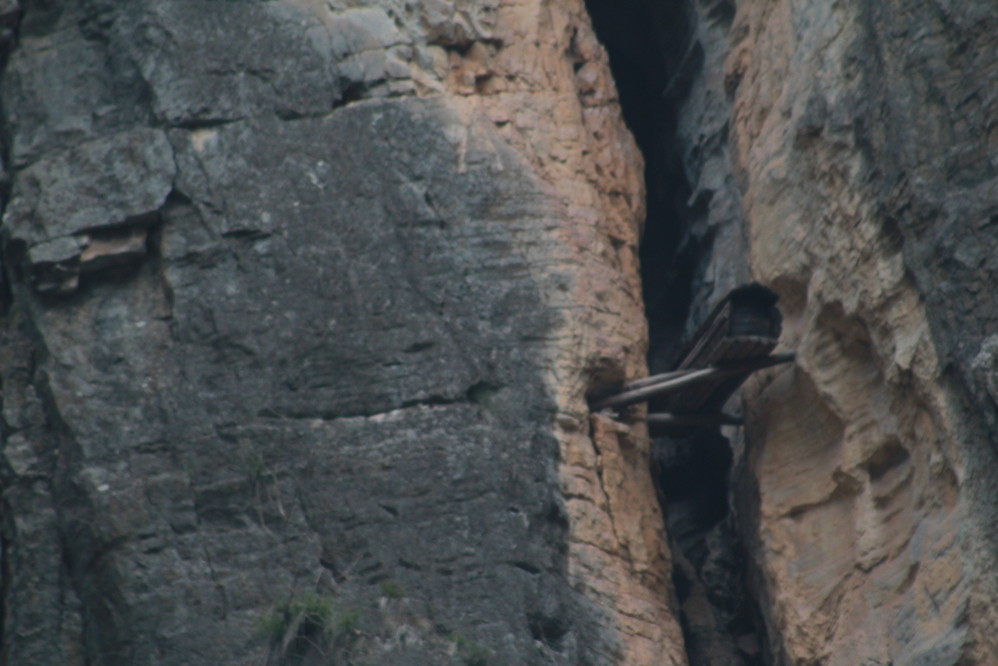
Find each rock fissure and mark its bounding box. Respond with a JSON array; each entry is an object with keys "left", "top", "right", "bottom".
[
  {"left": 162, "top": 90, "right": 384, "bottom": 133},
  {"left": 583, "top": 1, "right": 768, "bottom": 664},
  {"left": 0, "top": 0, "right": 996, "bottom": 664},
  {"left": 583, "top": 424, "right": 625, "bottom": 559}
]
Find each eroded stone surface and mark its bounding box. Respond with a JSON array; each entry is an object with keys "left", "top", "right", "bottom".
[
  {"left": 595, "top": 0, "right": 998, "bottom": 662},
  {"left": 0, "top": 0, "right": 681, "bottom": 664},
  {"left": 2, "top": 127, "right": 171, "bottom": 292},
  {"left": 719, "top": 0, "right": 998, "bottom": 663}
]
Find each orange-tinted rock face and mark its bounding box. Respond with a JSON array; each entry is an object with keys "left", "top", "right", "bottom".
[
  {"left": 0, "top": 0, "right": 684, "bottom": 663},
  {"left": 724, "top": 0, "right": 998, "bottom": 663},
  {"left": 460, "top": 1, "right": 688, "bottom": 662},
  {"left": 6, "top": 0, "right": 997, "bottom": 662},
  {"left": 587, "top": 0, "right": 998, "bottom": 662}
]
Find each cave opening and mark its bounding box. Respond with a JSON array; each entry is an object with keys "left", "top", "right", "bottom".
[{"left": 582, "top": 1, "right": 768, "bottom": 663}]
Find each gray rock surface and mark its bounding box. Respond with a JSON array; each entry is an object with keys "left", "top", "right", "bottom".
[
  {"left": 859, "top": 1, "right": 998, "bottom": 435},
  {"left": 2, "top": 98, "right": 565, "bottom": 664},
  {"left": 589, "top": 0, "right": 998, "bottom": 663},
  {"left": 7, "top": 0, "right": 997, "bottom": 663},
  {"left": 0, "top": 1, "right": 652, "bottom": 664},
  {"left": 3, "top": 127, "right": 173, "bottom": 292}
]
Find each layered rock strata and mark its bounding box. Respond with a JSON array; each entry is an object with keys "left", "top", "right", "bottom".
[
  {"left": 589, "top": 0, "right": 998, "bottom": 663},
  {"left": 666, "top": 0, "right": 998, "bottom": 663},
  {"left": 0, "top": 1, "right": 683, "bottom": 664}
]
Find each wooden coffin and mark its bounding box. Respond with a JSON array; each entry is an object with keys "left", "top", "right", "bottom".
[
  {"left": 662, "top": 283, "right": 782, "bottom": 415},
  {"left": 591, "top": 283, "right": 790, "bottom": 431}
]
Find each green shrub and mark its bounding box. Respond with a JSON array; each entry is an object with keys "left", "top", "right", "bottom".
[
  {"left": 379, "top": 580, "right": 405, "bottom": 599},
  {"left": 442, "top": 629, "right": 490, "bottom": 666},
  {"left": 258, "top": 593, "right": 361, "bottom": 662}
]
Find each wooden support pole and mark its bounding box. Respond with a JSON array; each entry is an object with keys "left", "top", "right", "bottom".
[
  {"left": 592, "top": 367, "right": 718, "bottom": 410},
  {"left": 623, "top": 368, "right": 692, "bottom": 390},
  {"left": 646, "top": 412, "right": 744, "bottom": 427},
  {"left": 591, "top": 352, "right": 795, "bottom": 411}
]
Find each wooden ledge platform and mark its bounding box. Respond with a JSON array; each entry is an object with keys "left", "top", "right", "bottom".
[{"left": 591, "top": 283, "right": 793, "bottom": 433}]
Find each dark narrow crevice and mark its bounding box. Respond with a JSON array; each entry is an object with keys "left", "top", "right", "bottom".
[
  {"left": 0, "top": 4, "right": 23, "bottom": 316},
  {"left": 584, "top": 1, "right": 769, "bottom": 664},
  {"left": 0, "top": 7, "right": 23, "bottom": 658},
  {"left": 583, "top": 0, "right": 699, "bottom": 374},
  {"left": 0, "top": 501, "right": 11, "bottom": 663}
]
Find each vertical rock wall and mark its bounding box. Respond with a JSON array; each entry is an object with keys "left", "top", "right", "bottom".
[
  {"left": 0, "top": 1, "right": 686, "bottom": 664},
  {"left": 587, "top": 0, "right": 998, "bottom": 663},
  {"left": 5, "top": 0, "right": 994, "bottom": 663},
  {"left": 664, "top": 0, "right": 998, "bottom": 663}
]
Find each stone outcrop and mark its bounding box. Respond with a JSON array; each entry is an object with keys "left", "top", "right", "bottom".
[
  {"left": 4, "top": 0, "right": 998, "bottom": 664},
  {"left": 732, "top": 1, "right": 998, "bottom": 662},
  {"left": 652, "top": 0, "right": 998, "bottom": 663},
  {"left": 0, "top": 0, "right": 682, "bottom": 664}
]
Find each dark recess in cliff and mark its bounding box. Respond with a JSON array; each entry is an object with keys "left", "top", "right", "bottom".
[
  {"left": 0, "top": 8, "right": 21, "bottom": 657},
  {"left": 0, "top": 5, "right": 19, "bottom": 313},
  {"left": 583, "top": 1, "right": 766, "bottom": 663},
  {"left": 582, "top": 0, "right": 696, "bottom": 372}
]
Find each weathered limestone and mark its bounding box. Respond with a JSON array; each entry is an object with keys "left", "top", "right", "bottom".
[
  {"left": 464, "top": 2, "right": 688, "bottom": 662},
  {"left": 596, "top": 0, "right": 998, "bottom": 662},
  {"left": 0, "top": 0, "right": 682, "bottom": 664},
  {"left": 723, "top": 0, "right": 998, "bottom": 663},
  {"left": 6, "top": 0, "right": 994, "bottom": 663}
]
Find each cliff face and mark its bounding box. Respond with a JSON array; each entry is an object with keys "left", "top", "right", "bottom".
[
  {"left": 587, "top": 0, "right": 998, "bottom": 663},
  {"left": 1, "top": 0, "right": 997, "bottom": 665},
  {"left": 0, "top": 1, "right": 679, "bottom": 664},
  {"left": 730, "top": 2, "right": 998, "bottom": 663},
  {"left": 658, "top": 0, "right": 998, "bottom": 663}
]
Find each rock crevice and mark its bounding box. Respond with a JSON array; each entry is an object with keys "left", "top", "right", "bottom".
[
  {"left": 0, "top": 0, "right": 680, "bottom": 664},
  {"left": 590, "top": 0, "right": 998, "bottom": 664},
  {"left": 2, "top": 0, "right": 998, "bottom": 664}
]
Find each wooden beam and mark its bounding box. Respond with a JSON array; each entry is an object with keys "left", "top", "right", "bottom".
[
  {"left": 623, "top": 346, "right": 792, "bottom": 390},
  {"left": 646, "top": 412, "right": 744, "bottom": 427},
  {"left": 591, "top": 352, "right": 794, "bottom": 411},
  {"left": 592, "top": 367, "right": 718, "bottom": 410},
  {"left": 623, "top": 368, "right": 693, "bottom": 390}
]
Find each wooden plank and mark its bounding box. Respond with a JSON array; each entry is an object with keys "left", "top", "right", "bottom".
[
  {"left": 660, "top": 284, "right": 783, "bottom": 417},
  {"left": 624, "top": 368, "right": 694, "bottom": 391},
  {"left": 592, "top": 367, "right": 719, "bottom": 411},
  {"left": 675, "top": 284, "right": 781, "bottom": 371}
]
